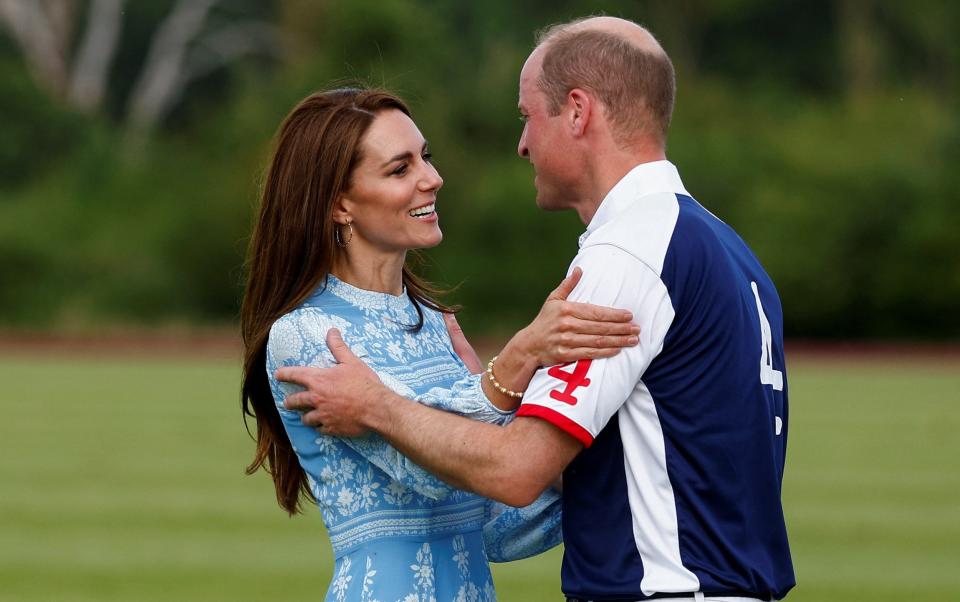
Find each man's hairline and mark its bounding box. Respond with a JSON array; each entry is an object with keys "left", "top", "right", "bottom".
[
  {"left": 531, "top": 26, "right": 664, "bottom": 109},
  {"left": 535, "top": 21, "right": 666, "bottom": 59}
]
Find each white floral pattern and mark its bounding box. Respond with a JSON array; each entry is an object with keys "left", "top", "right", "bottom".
[
  {"left": 265, "top": 275, "right": 561, "bottom": 601},
  {"left": 383, "top": 480, "right": 413, "bottom": 507},
  {"left": 333, "top": 556, "right": 354, "bottom": 602},
  {"left": 453, "top": 535, "right": 470, "bottom": 577},
  {"left": 452, "top": 535, "right": 481, "bottom": 602},
  {"left": 360, "top": 556, "right": 380, "bottom": 602},
  {"left": 410, "top": 543, "right": 435, "bottom": 593}
]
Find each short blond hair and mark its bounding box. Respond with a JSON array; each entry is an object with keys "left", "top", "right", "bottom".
[{"left": 535, "top": 22, "right": 675, "bottom": 147}]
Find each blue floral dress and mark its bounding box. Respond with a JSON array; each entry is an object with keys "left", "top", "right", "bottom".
[{"left": 266, "top": 275, "right": 562, "bottom": 602}]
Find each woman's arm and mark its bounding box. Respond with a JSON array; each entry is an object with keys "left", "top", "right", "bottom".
[
  {"left": 483, "top": 488, "right": 563, "bottom": 562},
  {"left": 448, "top": 267, "right": 640, "bottom": 411}
]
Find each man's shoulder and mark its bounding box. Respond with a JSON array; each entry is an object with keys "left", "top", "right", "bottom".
[
  {"left": 581, "top": 190, "right": 681, "bottom": 275},
  {"left": 667, "top": 195, "right": 764, "bottom": 274}
]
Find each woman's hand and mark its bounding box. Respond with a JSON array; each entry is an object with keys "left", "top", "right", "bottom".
[
  {"left": 478, "top": 267, "right": 640, "bottom": 410},
  {"left": 516, "top": 267, "right": 639, "bottom": 367}
]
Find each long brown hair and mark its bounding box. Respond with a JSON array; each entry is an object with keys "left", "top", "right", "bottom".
[{"left": 241, "top": 88, "right": 455, "bottom": 515}]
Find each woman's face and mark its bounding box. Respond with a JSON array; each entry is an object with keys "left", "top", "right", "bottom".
[{"left": 339, "top": 109, "right": 443, "bottom": 257}]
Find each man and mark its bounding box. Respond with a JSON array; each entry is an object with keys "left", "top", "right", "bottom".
[{"left": 280, "top": 16, "right": 795, "bottom": 601}]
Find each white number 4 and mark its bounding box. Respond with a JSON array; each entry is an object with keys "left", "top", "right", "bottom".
[{"left": 751, "top": 281, "right": 783, "bottom": 392}]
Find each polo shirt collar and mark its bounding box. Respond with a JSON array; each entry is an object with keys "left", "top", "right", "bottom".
[{"left": 578, "top": 160, "right": 688, "bottom": 248}]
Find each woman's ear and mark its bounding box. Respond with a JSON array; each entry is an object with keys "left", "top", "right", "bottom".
[{"left": 332, "top": 194, "right": 352, "bottom": 225}]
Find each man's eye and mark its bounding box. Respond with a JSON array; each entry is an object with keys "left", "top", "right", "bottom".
[{"left": 518, "top": 114, "right": 528, "bottom": 123}]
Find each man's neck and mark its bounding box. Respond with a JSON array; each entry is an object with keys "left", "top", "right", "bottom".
[{"left": 576, "top": 147, "right": 667, "bottom": 225}]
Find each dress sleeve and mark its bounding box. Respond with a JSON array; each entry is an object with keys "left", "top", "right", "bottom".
[
  {"left": 516, "top": 244, "right": 676, "bottom": 447},
  {"left": 415, "top": 374, "right": 515, "bottom": 426},
  {"left": 266, "top": 309, "right": 458, "bottom": 501},
  {"left": 482, "top": 488, "right": 563, "bottom": 562}
]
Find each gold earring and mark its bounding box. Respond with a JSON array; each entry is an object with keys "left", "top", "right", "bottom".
[{"left": 335, "top": 222, "right": 353, "bottom": 247}]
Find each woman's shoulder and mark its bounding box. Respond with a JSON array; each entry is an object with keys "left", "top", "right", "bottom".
[
  {"left": 419, "top": 303, "right": 451, "bottom": 329},
  {"left": 270, "top": 304, "right": 347, "bottom": 338},
  {"left": 269, "top": 279, "right": 360, "bottom": 336},
  {"left": 267, "top": 304, "right": 353, "bottom": 365}
]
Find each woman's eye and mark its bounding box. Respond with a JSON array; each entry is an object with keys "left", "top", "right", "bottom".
[
  {"left": 422, "top": 152, "right": 433, "bottom": 163},
  {"left": 392, "top": 163, "right": 408, "bottom": 176}
]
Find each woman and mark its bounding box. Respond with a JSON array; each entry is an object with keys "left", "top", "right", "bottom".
[{"left": 241, "top": 88, "right": 638, "bottom": 601}]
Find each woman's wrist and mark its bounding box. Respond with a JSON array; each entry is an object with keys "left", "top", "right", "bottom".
[
  {"left": 480, "top": 372, "right": 522, "bottom": 411},
  {"left": 485, "top": 355, "right": 524, "bottom": 399},
  {"left": 494, "top": 332, "right": 540, "bottom": 390},
  {"left": 475, "top": 332, "right": 539, "bottom": 411}
]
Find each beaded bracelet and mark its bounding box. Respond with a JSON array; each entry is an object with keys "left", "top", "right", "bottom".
[{"left": 485, "top": 355, "right": 524, "bottom": 398}]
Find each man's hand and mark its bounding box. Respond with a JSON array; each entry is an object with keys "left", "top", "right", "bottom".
[{"left": 276, "top": 328, "right": 386, "bottom": 437}]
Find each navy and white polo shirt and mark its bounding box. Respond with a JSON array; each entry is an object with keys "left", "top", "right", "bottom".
[{"left": 516, "top": 161, "right": 795, "bottom": 600}]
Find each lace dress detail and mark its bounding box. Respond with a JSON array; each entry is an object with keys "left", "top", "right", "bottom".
[{"left": 266, "top": 275, "right": 561, "bottom": 601}]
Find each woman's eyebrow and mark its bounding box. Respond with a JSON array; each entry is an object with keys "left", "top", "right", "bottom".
[
  {"left": 381, "top": 151, "right": 412, "bottom": 168},
  {"left": 379, "top": 142, "right": 428, "bottom": 168}
]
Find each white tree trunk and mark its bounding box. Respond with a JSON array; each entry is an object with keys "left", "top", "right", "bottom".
[
  {"left": 126, "top": 0, "right": 219, "bottom": 132},
  {"left": 2, "top": 0, "right": 278, "bottom": 133},
  {"left": 0, "top": 0, "right": 75, "bottom": 97},
  {"left": 67, "top": 0, "right": 124, "bottom": 111}
]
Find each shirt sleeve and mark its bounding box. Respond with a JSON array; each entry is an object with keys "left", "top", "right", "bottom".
[
  {"left": 516, "top": 244, "right": 676, "bottom": 447},
  {"left": 266, "top": 309, "right": 458, "bottom": 501},
  {"left": 482, "top": 488, "right": 563, "bottom": 562}
]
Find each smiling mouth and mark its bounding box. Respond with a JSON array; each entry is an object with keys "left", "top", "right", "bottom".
[{"left": 409, "top": 203, "right": 436, "bottom": 218}]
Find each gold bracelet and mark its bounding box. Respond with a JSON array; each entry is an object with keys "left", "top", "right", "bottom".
[{"left": 485, "top": 355, "right": 524, "bottom": 399}]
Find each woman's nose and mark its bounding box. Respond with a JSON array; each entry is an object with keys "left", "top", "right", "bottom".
[{"left": 421, "top": 163, "right": 443, "bottom": 191}]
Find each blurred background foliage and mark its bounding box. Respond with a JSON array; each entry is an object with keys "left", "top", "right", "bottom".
[{"left": 0, "top": 0, "right": 957, "bottom": 339}]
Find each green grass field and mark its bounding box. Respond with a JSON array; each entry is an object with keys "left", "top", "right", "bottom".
[{"left": 1, "top": 352, "right": 957, "bottom": 601}]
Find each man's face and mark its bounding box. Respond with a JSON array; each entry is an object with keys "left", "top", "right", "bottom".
[{"left": 517, "top": 49, "right": 577, "bottom": 211}]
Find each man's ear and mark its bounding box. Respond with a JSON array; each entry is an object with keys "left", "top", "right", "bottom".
[{"left": 567, "top": 88, "right": 592, "bottom": 137}]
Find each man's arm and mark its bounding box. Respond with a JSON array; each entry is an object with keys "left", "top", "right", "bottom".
[
  {"left": 368, "top": 399, "right": 582, "bottom": 507},
  {"left": 279, "top": 329, "right": 583, "bottom": 507}
]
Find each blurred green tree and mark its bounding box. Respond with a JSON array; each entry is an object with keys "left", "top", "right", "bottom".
[{"left": 0, "top": 0, "right": 956, "bottom": 339}]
